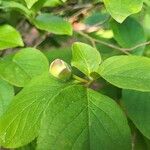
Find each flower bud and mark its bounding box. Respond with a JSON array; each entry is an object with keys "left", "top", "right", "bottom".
[{"left": 49, "top": 59, "right": 72, "bottom": 81}]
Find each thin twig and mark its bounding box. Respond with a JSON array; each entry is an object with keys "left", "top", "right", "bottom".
[
  {"left": 72, "top": 4, "right": 93, "bottom": 10},
  {"left": 73, "top": 74, "right": 89, "bottom": 83},
  {"left": 16, "top": 19, "right": 26, "bottom": 29},
  {"left": 124, "top": 40, "right": 150, "bottom": 51},
  {"left": 77, "top": 31, "right": 150, "bottom": 55},
  {"left": 77, "top": 31, "right": 130, "bottom": 55},
  {"left": 34, "top": 33, "right": 50, "bottom": 48},
  {"left": 91, "top": 40, "right": 96, "bottom": 48}
]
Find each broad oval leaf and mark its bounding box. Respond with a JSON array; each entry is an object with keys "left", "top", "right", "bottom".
[
  {"left": 98, "top": 55, "right": 150, "bottom": 92},
  {"left": 110, "top": 18, "right": 146, "bottom": 55},
  {"left": 103, "top": 0, "right": 143, "bottom": 23},
  {"left": 122, "top": 90, "right": 150, "bottom": 139},
  {"left": 0, "top": 73, "right": 72, "bottom": 148},
  {"left": 37, "top": 86, "right": 131, "bottom": 150},
  {"left": 0, "top": 1, "right": 32, "bottom": 17},
  {"left": 13, "top": 48, "right": 49, "bottom": 77},
  {"left": 0, "top": 25, "right": 24, "bottom": 51},
  {"left": 33, "top": 13, "right": 72, "bottom": 35},
  {"left": 0, "top": 79, "right": 14, "bottom": 116},
  {"left": 0, "top": 48, "right": 49, "bottom": 87},
  {"left": 71, "top": 42, "right": 101, "bottom": 77}
]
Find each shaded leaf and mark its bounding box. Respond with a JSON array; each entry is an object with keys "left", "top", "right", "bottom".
[
  {"left": 34, "top": 13, "right": 72, "bottom": 35},
  {"left": 133, "top": 130, "right": 150, "bottom": 150},
  {"left": 110, "top": 18, "right": 146, "bottom": 55},
  {"left": 24, "top": 0, "right": 38, "bottom": 9},
  {"left": 44, "top": 48, "right": 71, "bottom": 63},
  {"left": 16, "top": 139, "right": 36, "bottom": 150},
  {"left": 122, "top": 90, "right": 150, "bottom": 139},
  {"left": 0, "top": 1, "right": 32, "bottom": 17}
]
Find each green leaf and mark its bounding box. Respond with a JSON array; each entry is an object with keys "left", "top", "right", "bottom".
[
  {"left": 143, "top": 13, "right": 150, "bottom": 38},
  {"left": 44, "top": 0, "right": 63, "bottom": 7},
  {"left": 37, "top": 86, "right": 131, "bottom": 150},
  {"left": 0, "top": 59, "right": 30, "bottom": 87},
  {"left": 24, "top": 0, "right": 38, "bottom": 9},
  {"left": 43, "top": 0, "right": 67, "bottom": 8},
  {"left": 84, "top": 12, "right": 109, "bottom": 26},
  {"left": 103, "top": 0, "right": 143, "bottom": 23},
  {"left": 16, "top": 140, "right": 36, "bottom": 150},
  {"left": 98, "top": 55, "right": 150, "bottom": 91},
  {"left": 33, "top": 13, "right": 72, "bottom": 35},
  {"left": 133, "top": 130, "right": 150, "bottom": 150},
  {"left": 13, "top": 48, "right": 49, "bottom": 77},
  {"left": 30, "top": 0, "right": 47, "bottom": 12},
  {"left": 44, "top": 48, "right": 71, "bottom": 64},
  {"left": 0, "top": 1, "right": 32, "bottom": 18},
  {"left": 0, "top": 79, "right": 14, "bottom": 116},
  {"left": 71, "top": 42, "right": 101, "bottom": 77},
  {"left": 0, "top": 73, "right": 72, "bottom": 148},
  {"left": 122, "top": 90, "right": 150, "bottom": 139},
  {"left": 0, "top": 25, "right": 24, "bottom": 51},
  {"left": 98, "top": 80, "right": 121, "bottom": 100},
  {"left": 110, "top": 18, "right": 146, "bottom": 55},
  {"left": 0, "top": 48, "right": 49, "bottom": 87}
]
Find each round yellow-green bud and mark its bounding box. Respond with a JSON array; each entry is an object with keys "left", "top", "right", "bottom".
[{"left": 49, "top": 59, "right": 72, "bottom": 81}]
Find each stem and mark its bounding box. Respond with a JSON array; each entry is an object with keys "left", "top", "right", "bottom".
[
  {"left": 34, "top": 33, "right": 50, "bottom": 48},
  {"left": 77, "top": 31, "right": 130, "bottom": 55},
  {"left": 126, "top": 41, "right": 150, "bottom": 51},
  {"left": 73, "top": 74, "right": 89, "bottom": 83},
  {"left": 77, "top": 31, "right": 150, "bottom": 55},
  {"left": 86, "top": 79, "right": 94, "bottom": 87}
]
